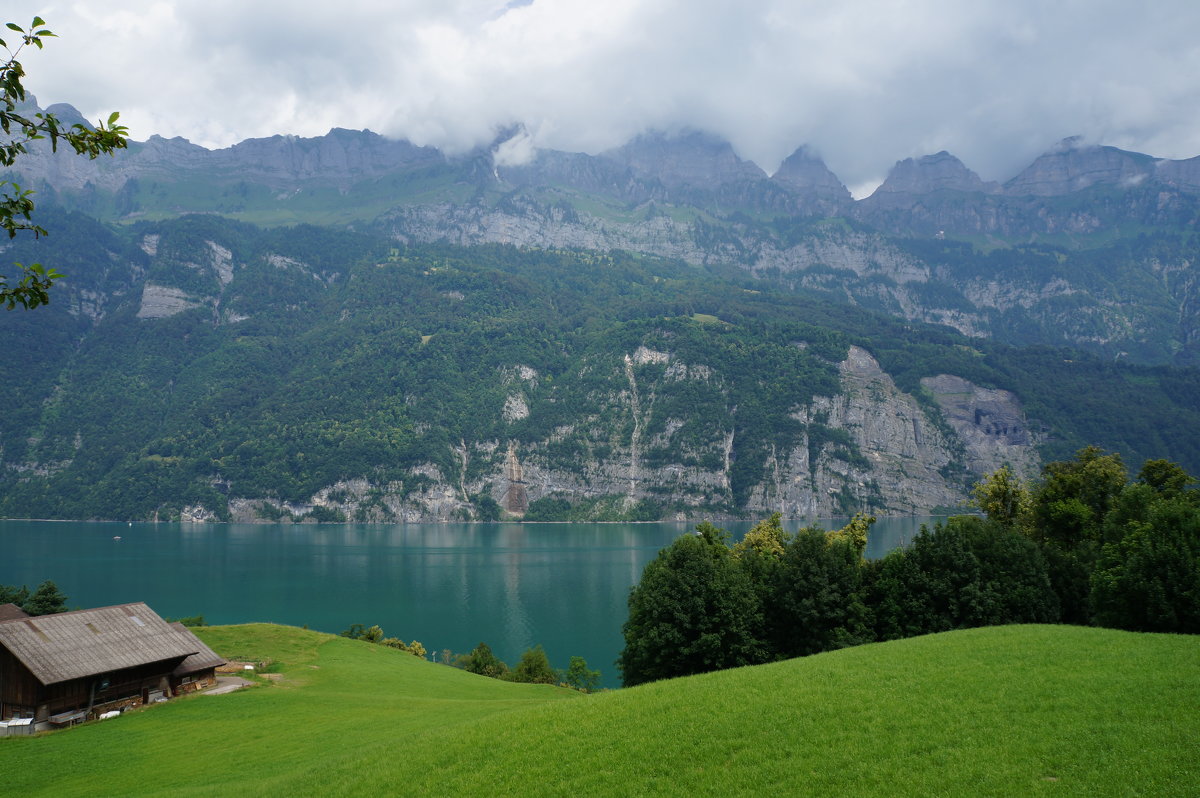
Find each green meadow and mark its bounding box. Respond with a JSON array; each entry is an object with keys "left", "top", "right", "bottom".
[{"left": 1, "top": 624, "right": 1196, "bottom": 796}]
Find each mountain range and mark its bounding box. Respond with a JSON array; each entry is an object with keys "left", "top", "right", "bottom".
[
  {"left": 12, "top": 99, "right": 1200, "bottom": 366},
  {"left": 1, "top": 101, "right": 1198, "bottom": 522}
]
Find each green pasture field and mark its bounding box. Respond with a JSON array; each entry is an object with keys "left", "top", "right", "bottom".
[{"left": 1, "top": 624, "right": 1196, "bottom": 796}]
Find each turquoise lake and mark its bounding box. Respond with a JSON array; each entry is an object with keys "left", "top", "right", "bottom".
[{"left": 0, "top": 517, "right": 943, "bottom": 686}]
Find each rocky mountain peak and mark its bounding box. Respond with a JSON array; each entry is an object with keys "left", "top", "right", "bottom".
[
  {"left": 1003, "top": 137, "right": 1157, "bottom": 196},
  {"left": 220, "top": 129, "right": 445, "bottom": 185},
  {"left": 602, "top": 130, "right": 766, "bottom": 189},
  {"left": 42, "top": 102, "right": 90, "bottom": 130},
  {"left": 770, "top": 146, "right": 851, "bottom": 202},
  {"left": 871, "top": 151, "right": 997, "bottom": 196},
  {"left": 1154, "top": 154, "right": 1200, "bottom": 192}
]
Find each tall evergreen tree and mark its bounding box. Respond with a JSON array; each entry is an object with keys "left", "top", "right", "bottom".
[{"left": 22, "top": 579, "right": 67, "bottom": 615}]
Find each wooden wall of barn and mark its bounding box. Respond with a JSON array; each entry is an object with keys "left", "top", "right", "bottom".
[
  {"left": 1, "top": 650, "right": 186, "bottom": 721},
  {"left": 0, "top": 645, "right": 41, "bottom": 719}
]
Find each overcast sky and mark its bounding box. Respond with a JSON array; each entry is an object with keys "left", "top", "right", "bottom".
[{"left": 10, "top": 0, "right": 1200, "bottom": 196}]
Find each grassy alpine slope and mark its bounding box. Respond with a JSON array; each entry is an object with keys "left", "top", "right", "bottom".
[{"left": 0, "top": 624, "right": 1196, "bottom": 796}]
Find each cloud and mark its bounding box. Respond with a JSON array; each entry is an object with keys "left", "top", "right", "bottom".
[
  {"left": 492, "top": 128, "right": 537, "bottom": 167},
  {"left": 10, "top": 0, "right": 1200, "bottom": 188}
]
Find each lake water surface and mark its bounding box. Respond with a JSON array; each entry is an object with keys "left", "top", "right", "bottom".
[{"left": 0, "top": 517, "right": 942, "bottom": 687}]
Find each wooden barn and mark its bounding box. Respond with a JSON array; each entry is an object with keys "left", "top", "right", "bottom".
[
  {"left": 0, "top": 602, "right": 224, "bottom": 729},
  {"left": 169, "top": 622, "right": 224, "bottom": 695}
]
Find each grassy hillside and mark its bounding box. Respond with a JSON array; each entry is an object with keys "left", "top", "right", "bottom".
[{"left": 1, "top": 624, "right": 1195, "bottom": 796}]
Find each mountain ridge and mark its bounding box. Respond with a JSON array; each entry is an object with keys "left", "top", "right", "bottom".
[
  {"left": 13, "top": 99, "right": 1200, "bottom": 202},
  {"left": 9, "top": 106, "right": 1200, "bottom": 366}
]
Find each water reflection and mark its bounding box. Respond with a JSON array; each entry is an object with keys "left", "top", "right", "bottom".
[{"left": 0, "top": 517, "right": 943, "bottom": 686}]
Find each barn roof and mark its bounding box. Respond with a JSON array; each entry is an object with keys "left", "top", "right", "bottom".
[
  {"left": 169, "top": 622, "right": 225, "bottom": 676},
  {"left": 0, "top": 602, "right": 198, "bottom": 686},
  {"left": 0, "top": 603, "right": 29, "bottom": 621}
]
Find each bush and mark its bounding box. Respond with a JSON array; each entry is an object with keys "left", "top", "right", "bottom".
[
  {"left": 339, "top": 623, "right": 367, "bottom": 640},
  {"left": 381, "top": 638, "right": 427, "bottom": 657},
  {"left": 459, "top": 642, "right": 508, "bottom": 678},
  {"left": 508, "top": 645, "right": 557, "bottom": 684}
]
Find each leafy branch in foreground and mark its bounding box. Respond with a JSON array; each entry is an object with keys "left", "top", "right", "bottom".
[{"left": 1, "top": 16, "right": 128, "bottom": 309}]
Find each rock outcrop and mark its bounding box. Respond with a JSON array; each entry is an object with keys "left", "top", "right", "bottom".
[
  {"left": 136, "top": 284, "right": 202, "bottom": 319},
  {"left": 213, "top": 346, "right": 1026, "bottom": 523},
  {"left": 866, "top": 151, "right": 998, "bottom": 201},
  {"left": 920, "top": 374, "right": 1040, "bottom": 480},
  {"left": 603, "top": 130, "right": 767, "bottom": 190},
  {"left": 769, "top": 145, "right": 853, "bottom": 215},
  {"left": 1002, "top": 138, "right": 1158, "bottom": 196}
]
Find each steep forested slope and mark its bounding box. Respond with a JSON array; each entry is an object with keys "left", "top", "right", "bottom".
[{"left": 1, "top": 213, "right": 1198, "bottom": 521}]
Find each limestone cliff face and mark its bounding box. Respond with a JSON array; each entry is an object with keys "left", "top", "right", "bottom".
[
  {"left": 604, "top": 131, "right": 767, "bottom": 190},
  {"left": 770, "top": 146, "right": 854, "bottom": 210},
  {"left": 801, "top": 347, "right": 966, "bottom": 514},
  {"left": 740, "top": 345, "right": 967, "bottom": 519},
  {"left": 866, "top": 151, "right": 999, "bottom": 202},
  {"left": 1003, "top": 139, "right": 1157, "bottom": 197},
  {"left": 384, "top": 199, "right": 714, "bottom": 261},
  {"left": 1155, "top": 155, "right": 1200, "bottom": 192},
  {"left": 222, "top": 346, "right": 1035, "bottom": 523},
  {"left": 920, "top": 374, "right": 1041, "bottom": 480},
  {"left": 136, "top": 284, "right": 203, "bottom": 319}
]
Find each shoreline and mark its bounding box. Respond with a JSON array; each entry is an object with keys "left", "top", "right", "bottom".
[{"left": 0, "top": 513, "right": 959, "bottom": 526}]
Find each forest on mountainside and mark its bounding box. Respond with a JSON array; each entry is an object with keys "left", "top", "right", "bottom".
[{"left": 2, "top": 210, "right": 1199, "bottom": 521}]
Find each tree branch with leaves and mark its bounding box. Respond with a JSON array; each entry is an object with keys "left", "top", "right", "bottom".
[{"left": 1, "top": 17, "right": 128, "bottom": 309}]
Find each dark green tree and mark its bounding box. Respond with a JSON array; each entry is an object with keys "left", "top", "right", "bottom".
[
  {"left": 0, "top": 583, "right": 30, "bottom": 608},
  {"left": 1039, "top": 543, "right": 1098, "bottom": 625},
  {"left": 619, "top": 525, "right": 766, "bottom": 686},
  {"left": 1136, "top": 459, "right": 1197, "bottom": 498},
  {"left": 731, "top": 513, "right": 789, "bottom": 653},
  {"left": 1091, "top": 488, "right": 1200, "bottom": 633},
  {"left": 460, "top": 642, "right": 508, "bottom": 679},
  {"left": 1031, "top": 446, "right": 1127, "bottom": 549},
  {"left": 1028, "top": 447, "right": 1127, "bottom": 623},
  {"left": 2, "top": 17, "right": 128, "bottom": 309},
  {"left": 870, "top": 516, "right": 1057, "bottom": 640},
  {"left": 509, "top": 644, "right": 557, "bottom": 684},
  {"left": 22, "top": 579, "right": 67, "bottom": 615},
  {"left": 765, "top": 525, "right": 872, "bottom": 657}
]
